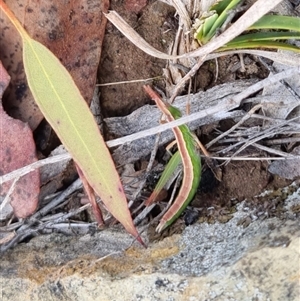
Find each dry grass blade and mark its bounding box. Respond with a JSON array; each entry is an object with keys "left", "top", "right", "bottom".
[
  {"left": 0, "top": 202, "right": 92, "bottom": 253},
  {"left": 166, "top": 0, "right": 192, "bottom": 28},
  {"left": 106, "top": 0, "right": 285, "bottom": 60},
  {"left": 206, "top": 104, "right": 264, "bottom": 148},
  {"left": 211, "top": 50, "right": 300, "bottom": 67},
  {"left": 217, "top": 116, "right": 300, "bottom": 158},
  {"left": 104, "top": 11, "right": 175, "bottom": 60}
]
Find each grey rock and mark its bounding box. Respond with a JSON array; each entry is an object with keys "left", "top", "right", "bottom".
[{"left": 1, "top": 185, "right": 300, "bottom": 301}]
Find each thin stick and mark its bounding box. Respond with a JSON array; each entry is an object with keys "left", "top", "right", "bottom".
[
  {"left": 214, "top": 58, "right": 219, "bottom": 82},
  {"left": 207, "top": 156, "right": 299, "bottom": 161},
  {"left": 251, "top": 142, "right": 297, "bottom": 158},
  {"left": 128, "top": 133, "right": 161, "bottom": 209},
  {"left": 14, "top": 178, "right": 83, "bottom": 235},
  {"left": 133, "top": 203, "right": 156, "bottom": 226},
  {"left": 206, "top": 104, "right": 263, "bottom": 149},
  {"left": 0, "top": 67, "right": 299, "bottom": 185},
  {"left": 0, "top": 176, "right": 19, "bottom": 214},
  {"left": 220, "top": 116, "right": 300, "bottom": 155},
  {"left": 0, "top": 203, "right": 92, "bottom": 252},
  {"left": 169, "top": 56, "right": 206, "bottom": 104},
  {"left": 0, "top": 153, "right": 71, "bottom": 185},
  {"left": 264, "top": 137, "right": 300, "bottom": 146},
  {"left": 97, "top": 76, "right": 162, "bottom": 86},
  {"left": 37, "top": 178, "right": 83, "bottom": 218}
]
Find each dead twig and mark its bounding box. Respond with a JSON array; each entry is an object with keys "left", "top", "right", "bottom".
[
  {"left": 206, "top": 104, "right": 263, "bottom": 149},
  {"left": 0, "top": 203, "right": 92, "bottom": 253},
  {"left": 7, "top": 178, "right": 83, "bottom": 237},
  {"left": 220, "top": 116, "right": 300, "bottom": 156},
  {"left": 96, "top": 76, "right": 162, "bottom": 86},
  {"left": 1, "top": 66, "right": 299, "bottom": 185},
  {"left": 0, "top": 176, "right": 20, "bottom": 216},
  {"left": 169, "top": 56, "right": 207, "bottom": 104},
  {"left": 134, "top": 172, "right": 182, "bottom": 233},
  {"left": 128, "top": 133, "right": 162, "bottom": 209}
]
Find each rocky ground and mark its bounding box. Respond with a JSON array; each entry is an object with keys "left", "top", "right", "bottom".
[{"left": 2, "top": 181, "right": 299, "bottom": 301}]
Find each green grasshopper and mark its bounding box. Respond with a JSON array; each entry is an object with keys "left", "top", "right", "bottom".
[{"left": 144, "top": 86, "right": 202, "bottom": 233}]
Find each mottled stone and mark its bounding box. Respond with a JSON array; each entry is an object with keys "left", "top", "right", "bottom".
[{"left": 1, "top": 186, "right": 300, "bottom": 301}]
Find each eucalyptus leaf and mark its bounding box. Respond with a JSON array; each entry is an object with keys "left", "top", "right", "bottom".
[
  {"left": 0, "top": 0, "right": 143, "bottom": 244},
  {"left": 23, "top": 39, "right": 142, "bottom": 241}
]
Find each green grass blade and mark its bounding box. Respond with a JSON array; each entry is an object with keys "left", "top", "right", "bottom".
[
  {"left": 195, "top": 13, "right": 219, "bottom": 43},
  {"left": 211, "top": 0, "right": 238, "bottom": 14},
  {"left": 203, "top": 0, "right": 242, "bottom": 44},
  {"left": 249, "top": 15, "right": 300, "bottom": 32},
  {"left": 226, "top": 32, "right": 300, "bottom": 43},
  {"left": 145, "top": 151, "right": 181, "bottom": 206},
  {"left": 219, "top": 40, "right": 300, "bottom": 52},
  {"left": 202, "top": 14, "right": 219, "bottom": 39}
]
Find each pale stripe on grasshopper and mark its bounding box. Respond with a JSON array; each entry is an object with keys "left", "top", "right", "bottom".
[{"left": 144, "top": 86, "right": 201, "bottom": 233}]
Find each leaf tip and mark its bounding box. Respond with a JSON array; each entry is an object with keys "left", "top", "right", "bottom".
[{"left": 135, "top": 234, "right": 147, "bottom": 248}]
